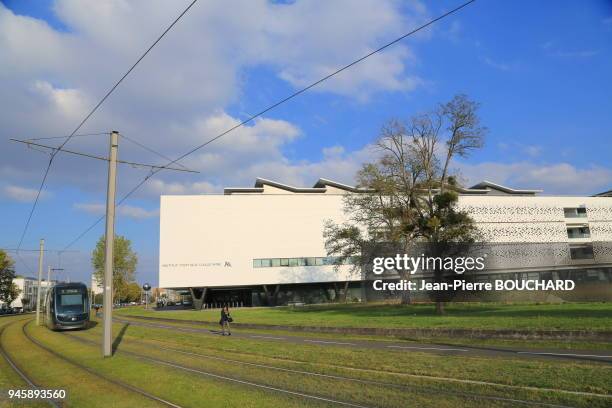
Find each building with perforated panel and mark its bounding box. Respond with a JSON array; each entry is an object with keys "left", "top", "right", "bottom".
[{"left": 159, "top": 178, "right": 612, "bottom": 308}]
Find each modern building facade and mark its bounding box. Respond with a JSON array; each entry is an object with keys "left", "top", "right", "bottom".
[
  {"left": 0, "top": 277, "right": 56, "bottom": 311},
  {"left": 159, "top": 178, "right": 612, "bottom": 308}
]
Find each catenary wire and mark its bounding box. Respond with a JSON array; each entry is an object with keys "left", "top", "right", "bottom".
[
  {"left": 14, "top": 0, "right": 200, "bottom": 251},
  {"left": 58, "top": 0, "right": 477, "bottom": 253},
  {"left": 24, "top": 132, "right": 109, "bottom": 141},
  {"left": 11, "top": 139, "right": 199, "bottom": 173},
  {"left": 118, "top": 133, "right": 190, "bottom": 171}
]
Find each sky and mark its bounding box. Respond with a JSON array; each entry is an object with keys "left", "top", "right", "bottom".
[{"left": 1, "top": 0, "right": 611, "bottom": 286}]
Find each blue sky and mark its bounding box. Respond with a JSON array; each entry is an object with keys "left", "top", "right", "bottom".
[{"left": 0, "top": 0, "right": 610, "bottom": 286}]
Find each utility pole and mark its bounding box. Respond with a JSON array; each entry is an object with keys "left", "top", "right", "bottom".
[
  {"left": 36, "top": 239, "right": 44, "bottom": 325},
  {"left": 102, "top": 131, "right": 118, "bottom": 357},
  {"left": 47, "top": 265, "right": 51, "bottom": 283},
  {"left": 50, "top": 268, "right": 63, "bottom": 284}
]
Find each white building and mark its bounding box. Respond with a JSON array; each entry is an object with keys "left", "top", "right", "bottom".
[
  {"left": 159, "top": 178, "right": 612, "bottom": 308},
  {"left": 1, "top": 277, "right": 56, "bottom": 311},
  {"left": 91, "top": 275, "right": 103, "bottom": 296}
]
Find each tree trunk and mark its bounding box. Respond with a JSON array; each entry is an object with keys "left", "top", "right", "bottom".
[
  {"left": 435, "top": 300, "right": 445, "bottom": 315},
  {"left": 399, "top": 271, "right": 412, "bottom": 305},
  {"left": 333, "top": 283, "right": 341, "bottom": 302},
  {"left": 322, "top": 284, "right": 332, "bottom": 302},
  {"left": 342, "top": 281, "right": 350, "bottom": 302}
]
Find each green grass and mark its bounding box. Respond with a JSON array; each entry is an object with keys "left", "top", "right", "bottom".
[
  {"left": 0, "top": 315, "right": 47, "bottom": 408},
  {"left": 24, "top": 320, "right": 324, "bottom": 408},
  {"left": 2, "top": 316, "right": 164, "bottom": 408},
  {"left": 1, "top": 313, "right": 610, "bottom": 407},
  {"left": 76, "top": 317, "right": 612, "bottom": 407},
  {"left": 117, "top": 302, "right": 612, "bottom": 331},
  {"left": 116, "top": 313, "right": 612, "bottom": 351}
]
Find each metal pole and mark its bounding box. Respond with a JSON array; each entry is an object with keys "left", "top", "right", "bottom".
[
  {"left": 35, "top": 239, "right": 44, "bottom": 325},
  {"left": 102, "top": 131, "right": 118, "bottom": 357},
  {"left": 47, "top": 265, "right": 51, "bottom": 283}
]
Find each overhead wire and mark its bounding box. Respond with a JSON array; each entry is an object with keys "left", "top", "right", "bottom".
[
  {"left": 58, "top": 0, "right": 477, "bottom": 253},
  {"left": 14, "top": 0, "right": 200, "bottom": 251},
  {"left": 11, "top": 139, "right": 199, "bottom": 173},
  {"left": 118, "top": 133, "right": 190, "bottom": 171},
  {"left": 24, "top": 132, "right": 109, "bottom": 141}
]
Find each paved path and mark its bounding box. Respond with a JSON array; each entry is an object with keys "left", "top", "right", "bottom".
[{"left": 114, "top": 316, "right": 612, "bottom": 364}]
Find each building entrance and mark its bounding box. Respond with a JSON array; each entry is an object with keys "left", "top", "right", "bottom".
[{"left": 205, "top": 288, "right": 252, "bottom": 308}]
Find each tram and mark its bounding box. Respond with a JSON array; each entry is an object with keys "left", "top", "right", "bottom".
[{"left": 44, "top": 283, "right": 90, "bottom": 330}]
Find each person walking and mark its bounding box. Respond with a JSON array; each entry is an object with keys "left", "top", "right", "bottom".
[{"left": 220, "top": 305, "right": 232, "bottom": 336}]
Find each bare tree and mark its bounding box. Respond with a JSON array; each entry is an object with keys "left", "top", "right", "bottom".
[{"left": 324, "top": 94, "right": 486, "bottom": 313}]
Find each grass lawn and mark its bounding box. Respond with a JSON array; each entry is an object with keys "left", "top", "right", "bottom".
[
  {"left": 0, "top": 315, "right": 48, "bottom": 408},
  {"left": 0, "top": 314, "right": 610, "bottom": 407},
  {"left": 116, "top": 302, "right": 612, "bottom": 331},
  {"left": 80, "top": 317, "right": 611, "bottom": 407},
  {"left": 115, "top": 313, "right": 612, "bottom": 351}
]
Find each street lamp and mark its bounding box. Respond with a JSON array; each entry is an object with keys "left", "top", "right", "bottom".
[{"left": 142, "top": 283, "right": 151, "bottom": 309}]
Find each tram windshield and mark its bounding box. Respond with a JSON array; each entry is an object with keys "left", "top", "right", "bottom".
[{"left": 56, "top": 289, "right": 87, "bottom": 313}]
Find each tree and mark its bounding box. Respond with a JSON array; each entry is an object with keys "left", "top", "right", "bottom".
[
  {"left": 0, "top": 250, "right": 20, "bottom": 308},
  {"left": 324, "top": 95, "right": 486, "bottom": 314},
  {"left": 92, "top": 235, "right": 138, "bottom": 303},
  {"left": 123, "top": 282, "right": 142, "bottom": 303},
  {"left": 21, "top": 297, "right": 30, "bottom": 310}
]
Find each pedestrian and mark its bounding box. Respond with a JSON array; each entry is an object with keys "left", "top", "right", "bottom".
[{"left": 220, "top": 305, "right": 232, "bottom": 336}]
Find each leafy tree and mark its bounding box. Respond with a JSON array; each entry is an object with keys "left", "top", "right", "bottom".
[
  {"left": 324, "top": 95, "right": 485, "bottom": 314},
  {"left": 0, "top": 250, "right": 20, "bottom": 307},
  {"left": 123, "top": 282, "right": 142, "bottom": 303},
  {"left": 21, "top": 297, "right": 30, "bottom": 310},
  {"left": 92, "top": 235, "right": 138, "bottom": 303}
]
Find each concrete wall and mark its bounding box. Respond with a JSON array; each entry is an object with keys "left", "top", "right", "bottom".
[
  {"left": 160, "top": 193, "right": 355, "bottom": 288},
  {"left": 160, "top": 192, "right": 612, "bottom": 289}
]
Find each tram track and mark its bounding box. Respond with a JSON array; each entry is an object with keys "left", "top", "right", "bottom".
[
  {"left": 0, "top": 319, "right": 62, "bottom": 408},
  {"left": 62, "top": 331, "right": 373, "bottom": 408},
  {"left": 64, "top": 329, "right": 580, "bottom": 408},
  {"left": 19, "top": 319, "right": 183, "bottom": 408},
  {"left": 112, "top": 316, "right": 612, "bottom": 402}
]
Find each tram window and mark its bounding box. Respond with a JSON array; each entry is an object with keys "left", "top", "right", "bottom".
[
  {"left": 57, "top": 293, "right": 86, "bottom": 313},
  {"left": 60, "top": 294, "right": 83, "bottom": 305}
]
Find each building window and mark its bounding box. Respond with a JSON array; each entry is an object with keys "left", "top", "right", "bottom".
[
  {"left": 253, "top": 256, "right": 355, "bottom": 268},
  {"left": 564, "top": 207, "right": 587, "bottom": 218},
  {"left": 567, "top": 226, "right": 591, "bottom": 239},
  {"left": 323, "top": 257, "right": 335, "bottom": 265},
  {"left": 569, "top": 244, "right": 594, "bottom": 260}
]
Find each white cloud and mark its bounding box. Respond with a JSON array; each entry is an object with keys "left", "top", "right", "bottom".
[
  {"left": 2, "top": 185, "right": 50, "bottom": 202},
  {"left": 0, "top": 0, "right": 429, "bottom": 202},
  {"left": 481, "top": 56, "right": 517, "bottom": 71},
  {"left": 145, "top": 179, "right": 218, "bottom": 196},
  {"left": 522, "top": 145, "right": 541, "bottom": 158},
  {"left": 30, "top": 80, "right": 89, "bottom": 119},
  {"left": 74, "top": 203, "right": 159, "bottom": 219},
  {"left": 457, "top": 161, "right": 612, "bottom": 195},
  {"left": 550, "top": 50, "right": 599, "bottom": 58},
  {"left": 322, "top": 145, "right": 345, "bottom": 158}
]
